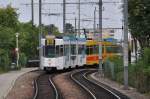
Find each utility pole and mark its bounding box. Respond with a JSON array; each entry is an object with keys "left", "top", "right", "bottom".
[
  {"left": 31, "top": 0, "right": 34, "bottom": 26},
  {"left": 78, "top": 0, "right": 80, "bottom": 37},
  {"left": 94, "top": 7, "right": 96, "bottom": 38},
  {"left": 63, "top": 0, "right": 66, "bottom": 33},
  {"left": 39, "top": 0, "right": 42, "bottom": 69},
  {"left": 75, "top": 17, "right": 77, "bottom": 35},
  {"left": 123, "top": 0, "right": 128, "bottom": 89},
  {"left": 98, "top": 0, "right": 103, "bottom": 76}
]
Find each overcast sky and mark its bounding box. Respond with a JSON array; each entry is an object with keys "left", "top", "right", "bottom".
[{"left": 0, "top": 0, "right": 123, "bottom": 40}]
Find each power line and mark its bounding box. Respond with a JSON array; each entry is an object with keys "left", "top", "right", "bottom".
[{"left": 21, "top": 1, "right": 122, "bottom": 6}]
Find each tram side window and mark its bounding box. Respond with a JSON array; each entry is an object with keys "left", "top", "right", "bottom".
[
  {"left": 78, "top": 45, "right": 85, "bottom": 54},
  {"left": 71, "top": 45, "right": 76, "bottom": 55},
  {"left": 93, "top": 45, "right": 98, "bottom": 54},
  {"left": 64, "top": 45, "right": 69, "bottom": 55},
  {"left": 56, "top": 46, "right": 59, "bottom": 57},
  {"left": 56, "top": 45, "right": 64, "bottom": 57},
  {"left": 60, "top": 45, "right": 64, "bottom": 56},
  {"left": 106, "top": 46, "right": 119, "bottom": 53},
  {"left": 86, "top": 46, "right": 93, "bottom": 55},
  {"left": 45, "top": 45, "right": 55, "bottom": 58},
  {"left": 86, "top": 46, "right": 90, "bottom": 55},
  {"left": 78, "top": 45, "right": 82, "bottom": 54},
  {"left": 102, "top": 46, "right": 105, "bottom": 53}
]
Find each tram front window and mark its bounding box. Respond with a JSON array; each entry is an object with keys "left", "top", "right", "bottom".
[{"left": 45, "top": 45, "right": 55, "bottom": 58}]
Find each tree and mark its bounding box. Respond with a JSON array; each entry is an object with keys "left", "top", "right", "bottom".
[
  {"left": 65, "top": 23, "right": 75, "bottom": 34},
  {"left": 17, "top": 22, "right": 39, "bottom": 59},
  {"left": 0, "top": 5, "right": 18, "bottom": 28},
  {"left": 44, "top": 24, "right": 60, "bottom": 36},
  {"left": 128, "top": 0, "right": 150, "bottom": 48}
]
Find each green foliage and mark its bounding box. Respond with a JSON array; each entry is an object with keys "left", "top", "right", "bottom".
[
  {"left": 104, "top": 56, "right": 124, "bottom": 83},
  {"left": 0, "top": 26, "right": 15, "bottom": 49},
  {"left": 0, "top": 6, "right": 40, "bottom": 71},
  {"left": 104, "top": 48, "right": 150, "bottom": 93},
  {"left": 17, "top": 22, "right": 39, "bottom": 59},
  {"left": 43, "top": 24, "right": 60, "bottom": 36},
  {"left": 128, "top": 0, "right": 150, "bottom": 48},
  {"left": 0, "top": 5, "right": 18, "bottom": 28},
  {"left": 0, "top": 49, "right": 11, "bottom": 71},
  {"left": 19, "top": 53, "right": 27, "bottom": 67},
  {"left": 65, "top": 23, "right": 75, "bottom": 34}
]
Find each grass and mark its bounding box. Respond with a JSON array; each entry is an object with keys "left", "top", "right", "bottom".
[
  {"left": 0, "top": 67, "right": 9, "bottom": 74},
  {"left": 144, "top": 92, "right": 150, "bottom": 98}
]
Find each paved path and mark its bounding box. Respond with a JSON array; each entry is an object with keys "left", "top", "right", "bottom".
[
  {"left": 0, "top": 68, "right": 38, "bottom": 99},
  {"left": 90, "top": 72, "right": 150, "bottom": 99}
]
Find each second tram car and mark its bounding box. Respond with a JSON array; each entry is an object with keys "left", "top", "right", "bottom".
[{"left": 86, "top": 40, "right": 122, "bottom": 66}]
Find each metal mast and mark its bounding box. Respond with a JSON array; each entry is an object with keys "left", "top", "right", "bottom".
[
  {"left": 123, "top": 0, "right": 128, "bottom": 89},
  {"left": 63, "top": 0, "right": 66, "bottom": 33},
  {"left": 98, "top": 0, "right": 103, "bottom": 75},
  {"left": 31, "top": 0, "right": 34, "bottom": 26},
  {"left": 78, "top": 0, "right": 81, "bottom": 37},
  {"left": 75, "top": 17, "right": 77, "bottom": 35},
  {"left": 94, "top": 7, "right": 96, "bottom": 38},
  {"left": 39, "top": 0, "right": 42, "bottom": 68}
]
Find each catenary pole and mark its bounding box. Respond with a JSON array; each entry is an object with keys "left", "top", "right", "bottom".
[
  {"left": 94, "top": 7, "right": 96, "bottom": 38},
  {"left": 63, "top": 0, "right": 66, "bottom": 33},
  {"left": 75, "top": 17, "right": 77, "bottom": 35},
  {"left": 98, "top": 0, "right": 103, "bottom": 75},
  {"left": 78, "top": 0, "right": 80, "bottom": 37},
  {"left": 39, "top": 0, "right": 42, "bottom": 69},
  {"left": 31, "top": 0, "right": 34, "bottom": 26},
  {"left": 123, "top": 0, "right": 128, "bottom": 89}
]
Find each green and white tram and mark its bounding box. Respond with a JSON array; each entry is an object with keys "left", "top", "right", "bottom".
[{"left": 40, "top": 35, "right": 86, "bottom": 71}]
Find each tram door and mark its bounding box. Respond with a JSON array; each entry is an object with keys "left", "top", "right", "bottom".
[
  {"left": 77, "top": 44, "right": 86, "bottom": 66},
  {"left": 55, "top": 44, "right": 64, "bottom": 70},
  {"left": 64, "top": 44, "right": 70, "bottom": 69},
  {"left": 70, "top": 43, "right": 77, "bottom": 68}
]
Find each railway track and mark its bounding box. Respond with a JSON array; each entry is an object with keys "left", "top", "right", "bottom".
[
  {"left": 33, "top": 73, "right": 61, "bottom": 99},
  {"left": 71, "top": 69, "right": 129, "bottom": 99}
]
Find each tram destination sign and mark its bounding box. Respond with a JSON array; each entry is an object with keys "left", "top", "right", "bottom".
[{"left": 45, "top": 35, "right": 55, "bottom": 45}]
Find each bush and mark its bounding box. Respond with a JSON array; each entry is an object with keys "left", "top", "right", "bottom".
[
  {"left": 104, "top": 48, "right": 150, "bottom": 93},
  {"left": 130, "top": 48, "right": 150, "bottom": 93},
  {"left": 103, "top": 55, "right": 124, "bottom": 83},
  {"left": 19, "top": 53, "right": 27, "bottom": 67},
  {"left": 0, "top": 49, "right": 11, "bottom": 71}
]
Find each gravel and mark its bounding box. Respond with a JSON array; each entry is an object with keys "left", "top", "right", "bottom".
[
  {"left": 53, "top": 71, "right": 91, "bottom": 99},
  {"left": 6, "top": 70, "right": 43, "bottom": 99}
]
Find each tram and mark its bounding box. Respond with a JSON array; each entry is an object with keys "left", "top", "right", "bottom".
[
  {"left": 40, "top": 34, "right": 121, "bottom": 71},
  {"left": 86, "top": 39, "right": 99, "bottom": 65},
  {"left": 40, "top": 35, "right": 86, "bottom": 71},
  {"left": 86, "top": 40, "right": 122, "bottom": 66}
]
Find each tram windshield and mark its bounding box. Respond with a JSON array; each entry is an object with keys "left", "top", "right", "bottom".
[{"left": 44, "top": 45, "right": 55, "bottom": 58}]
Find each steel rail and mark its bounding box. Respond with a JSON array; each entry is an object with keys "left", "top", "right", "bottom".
[
  {"left": 71, "top": 70, "right": 96, "bottom": 99},
  {"left": 33, "top": 74, "right": 60, "bottom": 99},
  {"left": 83, "top": 70, "right": 121, "bottom": 99},
  {"left": 49, "top": 76, "right": 59, "bottom": 99}
]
